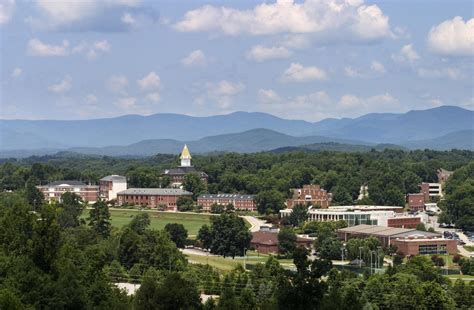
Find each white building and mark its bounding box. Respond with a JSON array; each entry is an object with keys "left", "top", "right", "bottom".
[
  {"left": 280, "top": 205, "right": 426, "bottom": 228},
  {"left": 99, "top": 175, "right": 127, "bottom": 201}
]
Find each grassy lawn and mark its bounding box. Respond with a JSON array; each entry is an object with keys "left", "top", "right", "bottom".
[
  {"left": 83, "top": 208, "right": 212, "bottom": 235},
  {"left": 445, "top": 274, "right": 474, "bottom": 282},
  {"left": 185, "top": 250, "right": 295, "bottom": 272},
  {"left": 463, "top": 245, "right": 474, "bottom": 252}
]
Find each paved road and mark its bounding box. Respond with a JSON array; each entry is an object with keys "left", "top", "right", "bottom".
[{"left": 242, "top": 215, "right": 268, "bottom": 232}]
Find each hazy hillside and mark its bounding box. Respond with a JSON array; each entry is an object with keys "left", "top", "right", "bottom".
[
  {"left": 1, "top": 106, "right": 472, "bottom": 152},
  {"left": 402, "top": 130, "right": 474, "bottom": 150}
]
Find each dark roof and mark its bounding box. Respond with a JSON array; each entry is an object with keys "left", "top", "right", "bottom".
[
  {"left": 337, "top": 224, "right": 441, "bottom": 238},
  {"left": 117, "top": 188, "right": 192, "bottom": 196},
  {"left": 43, "top": 180, "right": 87, "bottom": 186},
  {"left": 198, "top": 194, "right": 255, "bottom": 200},
  {"left": 100, "top": 175, "right": 126, "bottom": 182},
  {"left": 163, "top": 166, "right": 208, "bottom": 177},
  {"left": 251, "top": 231, "right": 278, "bottom": 246}
]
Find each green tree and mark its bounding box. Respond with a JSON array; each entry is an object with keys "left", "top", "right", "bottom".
[
  {"left": 164, "top": 223, "right": 188, "bottom": 248},
  {"left": 255, "top": 190, "right": 285, "bottom": 214},
  {"left": 278, "top": 227, "right": 297, "bottom": 256},
  {"left": 128, "top": 212, "right": 151, "bottom": 233},
  {"left": 287, "top": 204, "right": 308, "bottom": 227},
  {"left": 25, "top": 176, "right": 44, "bottom": 210},
  {"left": 88, "top": 200, "right": 111, "bottom": 238},
  {"left": 183, "top": 173, "right": 207, "bottom": 200},
  {"left": 197, "top": 224, "right": 212, "bottom": 250},
  {"left": 57, "top": 192, "right": 84, "bottom": 229},
  {"left": 176, "top": 196, "right": 194, "bottom": 212},
  {"left": 207, "top": 213, "right": 251, "bottom": 258}
]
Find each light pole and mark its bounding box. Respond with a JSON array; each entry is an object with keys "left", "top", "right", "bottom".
[
  {"left": 243, "top": 247, "right": 247, "bottom": 270},
  {"left": 359, "top": 247, "right": 363, "bottom": 268}
]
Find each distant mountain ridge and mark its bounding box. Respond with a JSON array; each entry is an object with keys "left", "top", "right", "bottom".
[{"left": 0, "top": 106, "right": 472, "bottom": 154}]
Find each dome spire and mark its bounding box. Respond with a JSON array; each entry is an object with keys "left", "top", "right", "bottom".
[{"left": 180, "top": 144, "right": 192, "bottom": 167}]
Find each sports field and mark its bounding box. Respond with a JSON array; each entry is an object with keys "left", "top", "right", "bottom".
[{"left": 84, "top": 208, "right": 212, "bottom": 235}]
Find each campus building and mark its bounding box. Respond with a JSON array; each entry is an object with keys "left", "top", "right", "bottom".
[
  {"left": 286, "top": 184, "right": 331, "bottom": 209},
  {"left": 116, "top": 188, "right": 192, "bottom": 211},
  {"left": 420, "top": 182, "right": 443, "bottom": 201},
  {"left": 337, "top": 225, "right": 457, "bottom": 255},
  {"left": 162, "top": 145, "right": 208, "bottom": 187},
  {"left": 99, "top": 175, "right": 127, "bottom": 201},
  {"left": 437, "top": 168, "right": 454, "bottom": 184},
  {"left": 280, "top": 205, "right": 421, "bottom": 228},
  {"left": 407, "top": 193, "right": 425, "bottom": 211},
  {"left": 37, "top": 181, "right": 99, "bottom": 203},
  {"left": 197, "top": 194, "right": 257, "bottom": 212},
  {"left": 250, "top": 227, "right": 313, "bottom": 254}
]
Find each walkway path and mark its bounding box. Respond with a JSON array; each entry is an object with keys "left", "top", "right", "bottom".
[{"left": 242, "top": 215, "right": 268, "bottom": 232}]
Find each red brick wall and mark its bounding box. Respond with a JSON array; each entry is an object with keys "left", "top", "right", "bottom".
[
  {"left": 387, "top": 217, "right": 421, "bottom": 229},
  {"left": 391, "top": 239, "right": 457, "bottom": 256}
]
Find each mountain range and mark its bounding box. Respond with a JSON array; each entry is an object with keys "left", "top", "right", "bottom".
[{"left": 0, "top": 106, "right": 472, "bottom": 157}]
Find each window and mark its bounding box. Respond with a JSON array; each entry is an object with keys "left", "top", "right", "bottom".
[{"left": 419, "top": 244, "right": 446, "bottom": 255}]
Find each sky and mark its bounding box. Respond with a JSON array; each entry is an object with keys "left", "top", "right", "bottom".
[{"left": 0, "top": 0, "right": 473, "bottom": 121}]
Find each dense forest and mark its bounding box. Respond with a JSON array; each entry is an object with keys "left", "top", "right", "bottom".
[{"left": 0, "top": 190, "right": 473, "bottom": 309}]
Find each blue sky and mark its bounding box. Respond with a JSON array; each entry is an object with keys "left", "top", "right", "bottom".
[{"left": 1, "top": 0, "right": 473, "bottom": 121}]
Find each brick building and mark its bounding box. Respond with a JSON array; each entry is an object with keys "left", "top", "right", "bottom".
[
  {"left": 286, "top": 184, "right": 331, "bottom": 209},
  {"left": 420, "top": 182, "right": 443, "bottom": 202},
  {"left": 250, "top": 229, "right": 313, "bottom": 254},
  {"left": 116, "top": 188, "right": 192, "bottom": 211},
  {"left": 387, "top": 217, "right": 421, "bottom": 229},
  {"left": 197, "top": 194, "right": 256, "bottom": 212},
  {"left": 37, "top": 181, "right": 98, "bottom": 203},
  {"left": 162, "top": 145, "right": 208, "bottom": 187},
  {"left": 407, "top": 193, "right": 425, "bottom": 211},
  {"left": 391, "top": 238, "right": 457, "bottom": 256},
  {"left": 336, "top": 225, "right": 453, "bottom": 256},
  {"left": 99, "top": 175, "right": 127, "bottom": 201}
]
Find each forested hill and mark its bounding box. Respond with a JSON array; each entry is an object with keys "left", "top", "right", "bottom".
[{"left": 1, "top": 106, "right": 472, "bottom": 151}]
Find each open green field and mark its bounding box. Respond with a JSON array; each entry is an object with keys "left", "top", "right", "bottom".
[
  {"left": 446, "top": 274, "right": 474, "bottom": 282},
  {"left": 83, "top": 208, "right": 212, "bottom": 235},
  {"left": 185, "top": 251, "right": 294, "bottom": 272}
]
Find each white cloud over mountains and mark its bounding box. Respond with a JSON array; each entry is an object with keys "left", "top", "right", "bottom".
[
  {"left": 48, "top": 76, "right": 72, "bottom": 93},
  {"left": 174, "top": 0, "right": 392, "bottom": 42},
  {"left": 281, "top": 63, "right": 328, "bottom": 82},
  {"left": 206, "top": 80, "right": 245, "bottom": 109},
  {"left": 427, "top": 16, "right": 474, "bottom": 56}
]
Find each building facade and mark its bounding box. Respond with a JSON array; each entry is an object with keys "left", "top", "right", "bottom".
[
  {"left": 250, "top": 228, "right": 313, "bottom": 254},
  {"left": 162, "top": 145, "right": 208, "bottom": 187},
  {"left": 407, "top": 193, "right": 425, "bottom": 211},
  {"left": 280, "top": 205, "right": 418, "bottom": 228},
  {"left": 420, "top": 182, "right": 443, "bottom": 201},
  {"left": 99, "top": 175, "right": 127, "bottom": 201},
  {"left": 116, "top": 188, "right": 192, "bottom": 211},
  {"left": 286, "top": 184, "right": 331, "bottom": 208},
  {"left": 37, "top": 181, "right": 99, "bottom": 203},
  {"left": 391, "top": 238, "right": 457, "bottom": 256},
  {"left": 197, "top": 194, "right": 257, "bottom": 211},
  {"left": 337, "top": 224, "right": 445, "bottom": 251}
]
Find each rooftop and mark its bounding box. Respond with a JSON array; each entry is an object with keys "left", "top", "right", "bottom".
[
  {"left": 338, "top": 224, "right": 441, "bottom": 238},
  {"left": 198, "top": 194, "right": 255, "bottom": 200},
  {"left": 117, "top": 188, "right": 192, "bottom": 196},
  {"left": 100, "top": 175, "right": 127, "bottom": 182},
  {"left": 40, "top": 180, "right": 89, "bottom": 187}
]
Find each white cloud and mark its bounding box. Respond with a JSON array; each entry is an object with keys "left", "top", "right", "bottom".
[
  {"left": 146, "top": 92, "right": 161, "bottom": 103},
  {"left": 27, "top": 38, "right": 69, "bottom": 56},
  {"left": 116, "top": 96, "right": 137, "bottom": 110},
  {"left": 28, "top": 38, "right": 110, "bottom": 59},
  {"left": 281, "top": 63, "right": 327, "bottom": 82},
  {"left": 206, "top": 80, "right": 245, "bottom": 109},
  {"left": 246, "top": 45, "right": 291, "bottom": 62},
  {"left": 258, "top": 89, "right": 281, "bottom": 104},
  {"left": 370, "top": 61, "right": 385, "bottom": 73},
  {"left": 391, "top": 44, "right": 419, "bottom": 63},
  {"left": 48, "top": 76, "right": 72, "bottom": 93},
  {"left": 174, "top": 0, "right": 391, "bottom": 42},
  {"left": 0, "top": 0, "right": 15, "bottom": 25},
  {"left": 427, "top": 16, "right": 474, "bottom": 56},
  {"left": 417, "top": 67, "right": 463, "bottom": 80},
  {"left": 181, "top": 50, "right": 207, "bottom": 67},
  {"left": 11, "top": 67, "right": 22, "bottom": 78},
  {"left": 85, "top": 94, "right": 98, "bottom": 105},
  {"left": 338, "top": 93, "right": 398, "bottom": 110},
  {"left": 137, "top": 72, "right": 161, "bottom": 91},
  {"left": 344, "top": 66, "right": 362, "bottom": 78},
  {"left": 107, "top": 75, "right": 129, "bottom": 93},
  {"left": 30, "top": 0, "right": 140, "bottom": 30},
  {"left": 121, "top": 12, "right": 136, "bottom": 25}
]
